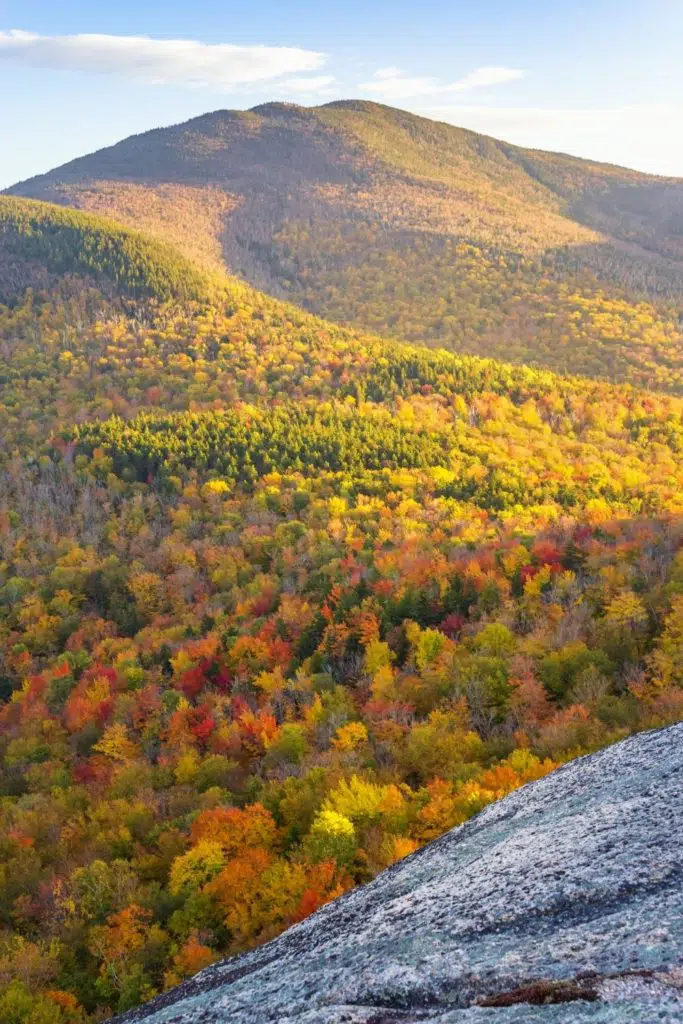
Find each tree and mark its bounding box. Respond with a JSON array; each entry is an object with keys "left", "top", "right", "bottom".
[
  {"left": 170, "top": 842, "right": 225, "bottom": 897},
  {"left": 306, "top": 810, "right": 356, "bottom": 864}
]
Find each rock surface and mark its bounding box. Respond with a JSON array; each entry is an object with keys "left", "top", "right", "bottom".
[{"left": 113, "top": 725, "right": 683, "bottom": 1023}]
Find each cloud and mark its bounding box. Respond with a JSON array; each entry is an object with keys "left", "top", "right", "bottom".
[
  {"left": 0, "top": 29, "right": 326, "bottom": 88},
  {"left": 358, "top": 65, "right": 524, "bottom": 101},
  {"left": 450, "top": 67, "right": 525, "bottom": 92},
  {"left": 275, "top": 75, "right": 336, "bottom": 93},
  {"left": 374, "top": 67, "right": 403, "bottom": 80}
]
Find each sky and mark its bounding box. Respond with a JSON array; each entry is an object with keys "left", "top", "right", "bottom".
[{"left": 1, "top": 0, "right": 683, "bottom": 189}]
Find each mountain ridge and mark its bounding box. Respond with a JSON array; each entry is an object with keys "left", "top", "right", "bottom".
[
  {"left": 11, "top": 99, "right": 683, "bottom": 188},
  {"left": 8, "top": 100, "right": 683, "bottom": 391}
]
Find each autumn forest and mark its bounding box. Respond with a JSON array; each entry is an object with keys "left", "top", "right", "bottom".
[{"left": 2, "top": 101, "right": 683, "bottom": 1023}]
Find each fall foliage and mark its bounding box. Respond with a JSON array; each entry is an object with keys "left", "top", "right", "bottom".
[
  {"left": 1, "top": 187, "right": 683, "bottom": 1022},
  {"left": 11, "top": 100, "right": 683, "bottom": 392}
]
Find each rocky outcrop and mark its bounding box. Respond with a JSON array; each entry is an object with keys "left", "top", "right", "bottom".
[{"left": 113, "top": 725, "right": 683, "bottom": 1023}]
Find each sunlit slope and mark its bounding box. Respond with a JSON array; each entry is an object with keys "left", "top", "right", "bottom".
[
  {"left": 2, "top": 230, "right": 683, "bottom": 522},
  {"left": 7, "top": 101, "right": 683, "bottom": 390}
]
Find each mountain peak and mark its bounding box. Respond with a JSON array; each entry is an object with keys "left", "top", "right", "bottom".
[
  {"left": 249, "top": 101, "right": 308, "bottom": 117},
  {"left": 319, "top": 98, "right": 394, "bottom": 112},
  {"left": 8, "top": 100, "right": 683, "bottom": 390}
]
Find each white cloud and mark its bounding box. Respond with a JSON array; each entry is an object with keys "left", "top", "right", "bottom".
[
  {"left": 275, "top": 75, "right": 336, "bottom": 93},
  {"left": 374, "top": 67, "right": 403, "bottom": 80},
  {"left": 417, "top": 103, "right": 683, "bottom": 176},
  {"left": 450, "top": 67, "right": 525, "bottom": 92},
  {"left": 0, "top": 29, "right": 326, "bottom": 88},
  {"left": 359, "top": 73, "right": 439, "bottom": 100},
  {"left": 358, "top": 65, "right": 524, "bottom": 101}
]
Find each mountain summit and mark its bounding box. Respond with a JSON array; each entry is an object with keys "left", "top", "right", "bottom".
[
  {"left": 8, "top": 101, "right": 683, "bottom": 389},
  {"left": 112, "top": 724, "right": 683, "bottom": 1023}
]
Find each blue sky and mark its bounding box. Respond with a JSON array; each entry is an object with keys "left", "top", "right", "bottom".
[{"left": 2, "top": 0, "right": 682, "bottom": 188}]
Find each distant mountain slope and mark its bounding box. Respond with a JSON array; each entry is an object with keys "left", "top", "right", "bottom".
[
  {"left": 112, "top": 723, "right": 683, "bottom": 1023},
  {"left": 0, "top": 195, "right": 214, "bottom": 303},
  {"left": 7, "top": 101, "right": 683, "bottom": 389}
]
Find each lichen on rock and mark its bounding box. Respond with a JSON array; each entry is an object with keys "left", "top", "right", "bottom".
[{"left": 111, "top": 724, "right": 683, "bottom": 1023}]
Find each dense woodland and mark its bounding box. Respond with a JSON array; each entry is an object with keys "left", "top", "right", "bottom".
[
  {"left": 270, "top": 227, "right": 683, "bottom": 392},
  {"left": 0, "top": 198, "right": 213, "bottom": 305},
  {"left": 1, "top": 188, "right": 683, "bottom": 1023}
]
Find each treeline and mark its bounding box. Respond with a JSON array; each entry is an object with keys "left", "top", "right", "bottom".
[
  {"left": 70, "top": 388, "right": 683, "bottom": 516},
  {"left": 5, "top": 282, "right": 683, "bottom": 519}
]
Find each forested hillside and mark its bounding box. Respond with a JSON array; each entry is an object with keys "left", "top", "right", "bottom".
[
  {"left": 0, "top": 197, "right": 215, "bottom": 304},
  {"left": 1, "top": 202, "right": 683, "bottom": 1022},
  {"left": 9, "top": 100, "right": 683, "bottom": 390}
]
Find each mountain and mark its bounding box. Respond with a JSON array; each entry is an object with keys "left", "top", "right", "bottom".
[
  {"left": 8, "top": 100, "right": 683, "bottom": 390},
  {"left": 3, "top": 200, "right": 683, "bottom": 1023},
  {"left": 0, "top": 195, "right": 214, "bottom": 303},
  {"left": 112, "top": 723, "right": 683, "bottom": 1023}
]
